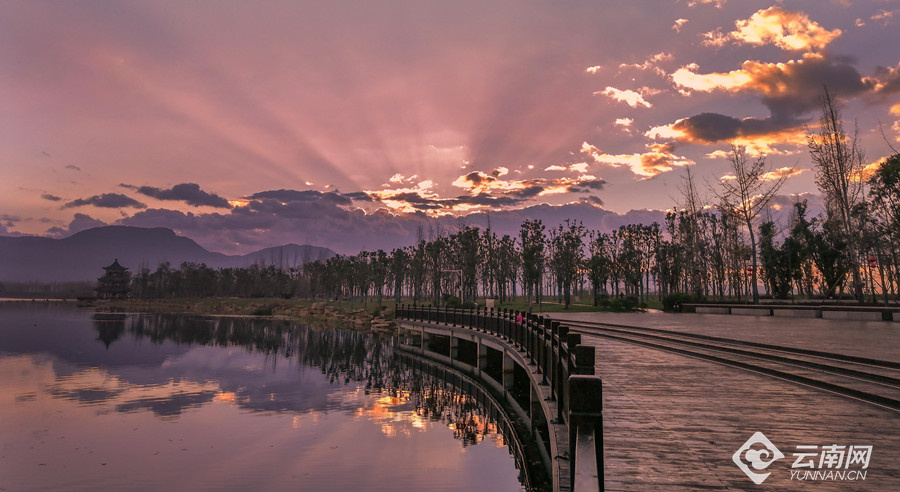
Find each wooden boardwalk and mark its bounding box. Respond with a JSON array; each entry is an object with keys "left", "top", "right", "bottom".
[{"left": 549, "top": 312, "right": 899, "bottom": 491}]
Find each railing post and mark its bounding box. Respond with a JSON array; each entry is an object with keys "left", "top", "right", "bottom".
[
  {"left": 573, "top": 345, "right": 595, "bottom": 375},
  {"left": 549, "top": 321, "right": 559, "bottom": 397},
  {"left": 569, "top": 375, "right": 604, "bottom": 491}
]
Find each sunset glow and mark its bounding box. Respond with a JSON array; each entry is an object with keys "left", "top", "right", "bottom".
[{"left": 2, "top": 0, "right": 898, "bottom": 254}]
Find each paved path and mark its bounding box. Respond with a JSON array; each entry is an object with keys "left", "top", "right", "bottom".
[
  {"left": 546, "top": 312, "right": 899, "bottom": 491},
  {"left": 549, "top": 311, "right": 900, "bottom": 363}
]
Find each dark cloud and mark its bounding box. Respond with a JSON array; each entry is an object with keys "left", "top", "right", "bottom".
[
  {"left": 64, "top": 193, "right": 146, "bottom": 209},
  {"left": 41, "top": 193, "right": 62, "bottom": 201},
  {"left": 872, "top": 62, "right": 900, "bottom": 95},
  {"left": 65, "top": 164, "right": 81, "bottom": 171},
  {"left": 46, "top": 213, "right": 108, "bottom": 238},
  {"left": 670, "top": 53, "right": 889, "bottom": 141},
  {"left": 0, "top": 214, "right": 21, "bottom": 227},
  {"left": 510, "top": 186, "right": 545, "bottom": 198},
  {"left": 452, "top": 194, "right": 528, "bottom": 207},
  {"left": 579, "top": 196, "right": 604, "bottom": 206},
  {"left": 247, "top": 189, "right": 363, "bottom": 206},
  {"left": 754, "top": 55, "right": 872, "bottom": 120},
  {"left": 342, "top": 191, "right": 376, "bottom": 202},
  {"left": 136, "top": 183, "right": 231, "bottom": 208},
  {"left": 248, "top": 189, "right": 328, "bottom": 202},
  {"left": 464, "top": 172, "right": 485, "bottom": 185},
  {"left": 566, "top": 178, "right": 606, "bottom": 193},
  {"left": 117, "top": 194, "right": 671, "bottom": 256},
  {"left": 670, "top": 112, "right": 800, "bottom": 144}
]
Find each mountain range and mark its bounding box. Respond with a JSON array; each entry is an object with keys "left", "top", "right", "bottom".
[{"left": 0, "top": 226, "right": 335, "bottom": 283}]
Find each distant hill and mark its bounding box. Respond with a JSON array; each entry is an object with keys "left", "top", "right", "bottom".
[{"left": 0, "top": 226, "right": 335, "bottom": 282}]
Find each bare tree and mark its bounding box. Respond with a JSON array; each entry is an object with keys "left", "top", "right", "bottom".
[
  {"left": 712, "top": 144, "right": 789, "bottom": 303},
  {"left": 807, "top": 87, "right": 867, "bottom": 300}
]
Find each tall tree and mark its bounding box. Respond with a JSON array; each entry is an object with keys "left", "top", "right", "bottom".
[
  {"left": 807, "top": 88, "right": 867, "bottom": 300},
  {"left": 520, "top": 219, "right": 546, "bottom": 303},
  {"left": 713, "top": 144, "right": 789, "bottom": 303},
  {"left": 548, "top": 219, "right": 586, "bottom": 308}
]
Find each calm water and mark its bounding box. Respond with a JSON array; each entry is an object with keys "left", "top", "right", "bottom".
[{"left": 0, "top": 303, "right": 527, "bottom": 491}]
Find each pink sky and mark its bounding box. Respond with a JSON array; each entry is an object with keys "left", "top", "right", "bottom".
[{"left": 2, "top": 0, "right": 899, "bottom": 253}]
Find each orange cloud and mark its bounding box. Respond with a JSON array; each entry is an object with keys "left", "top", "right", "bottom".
[
  {"left": 854, "top": 157, "right": 889, "bottom": 182},
  {"left": 581, "top": 142, "right": 693, "bottom": 178},
  {"left": 673, "top": 19, "right": 689, "bottom": 32},
  {"left": 647, "top": 112, "right": 807, "bottom": 156},
  {"left": 671, "top": 53, "right": 880, "bottom": 120},
  {"left": 761, "top": 167, "right": 806, "bottom": 181},
  {"left": 871, "top": 9, "right": 896, "bottom": 25},
  {"left": 702, "top": 6, "right": 841, "bottom": 51}
]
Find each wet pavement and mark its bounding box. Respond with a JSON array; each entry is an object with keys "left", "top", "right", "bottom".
[{"left": 547, "top": 311, "right": 899, "bottom": 491}]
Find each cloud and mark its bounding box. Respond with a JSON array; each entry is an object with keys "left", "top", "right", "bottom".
[
  {"left": 871, "top": 9, "right": 896, "bottom": 24},
  {"left": 118, "top": 199, "right": 668, "bottom": 256},
  {"left": 618, "top": 52, "right": 673, "bottom": 76},
  {"left": 41, "top": 193, "right": 62, "bottom": 201},
  {"left": 671, "top": 53, "right": 876, "bottom": 120},
  {"left": 64, "top": 193, "right": 146, "bottom": 209},
  {"left": 544, "top": 162, "right": 589, "bottom": 173},
  {"left": 581, "top": 141, "right": 693, "bottom": 178},
  {"left": 761, "top": 167, "right": 806, "bottom": 181},
  {"left": 688, "top": 0, "right": 726, "bottom": 7},
  {"left": 337, "top": 169, "right": 606, "bottom": 215},
  {"left": 672, "top": 19, "right": 689, "bottom": 32},
  {"left": 702, "top": 6, "right": 841, "bottom": 51},
  {"left": 855, "top": 156, "right": 896, "bottom": 181},
  {"left": 65, "top": 165, "right": 81, "bottom": 172},
  {"left": 615, "top": 117, "right": 634, "bottom": 130},
  {"left": 569, "top": 162, "right": 589, "bottom": 173},
  {"left": 595, "top": 86, "right": 653, "bottom": 108},
  {"left": 870, "top": 62, "right": 900, "bottom": 94},
  {"left": 585, "top": 65, "right": 602, "bottom": 74},
  {"left": 132, "top": 183, "right": 231, "bottom": 208},
  {"left": 646, "top": 113, "right": 807, "bottom": 155},
  {"left": 246, "top": 189, "right": 363, "bottom": 206},
  {"left": 0, "top": 214, "right": 20, "bottom": 228},
  {"left": 649, "top": 112, "right": 797, "bottom": 143},
  {"left": 46, "top": 213, "right": 108, "bottom": 238}
]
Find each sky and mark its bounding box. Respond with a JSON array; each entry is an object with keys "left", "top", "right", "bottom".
[{"left": 2, "top": 0, "right": 899, "bottom": 254}]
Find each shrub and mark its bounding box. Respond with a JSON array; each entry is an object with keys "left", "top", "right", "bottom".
[
  {"left": 662, "top": 293, "right": 694, "bottom": 313},
  {"left": 607, "top": 298, "right": 625, "bottom": 312},
  {"left": 623, "top": 296, "right": 640, "bottom": 310},
  {"left": 250, "top": 305, "right": 274, "bottom": 316}
]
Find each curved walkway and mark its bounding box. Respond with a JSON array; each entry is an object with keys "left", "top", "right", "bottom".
[{"left": 548, "top": 312, "right": 899, "bottom": 491}]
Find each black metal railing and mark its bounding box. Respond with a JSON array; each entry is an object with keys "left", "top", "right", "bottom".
[{"left": 395, "top": 304, "right": 604, "bottom": 491}]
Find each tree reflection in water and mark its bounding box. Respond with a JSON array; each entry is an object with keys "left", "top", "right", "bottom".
[{"left": 94, "top": 313, "right": 544, "bottom": 490}]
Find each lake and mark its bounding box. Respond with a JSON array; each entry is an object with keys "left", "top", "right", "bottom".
[{"left": 0, "top": 303, "right": 528, "bottom": 491}]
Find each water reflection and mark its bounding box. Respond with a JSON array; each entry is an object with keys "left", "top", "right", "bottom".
[{"left": 0, "top": 304, "right": 531, "bottom": 491}]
